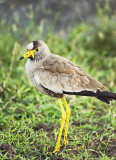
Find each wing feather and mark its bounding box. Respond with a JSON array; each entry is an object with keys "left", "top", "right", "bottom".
[{"left": 34, "top": 54, "right": 109, "bottom": 94}]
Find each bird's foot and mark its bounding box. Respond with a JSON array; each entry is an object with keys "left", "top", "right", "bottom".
[
  {"left": 52, "top": 147, "right": 60, "bottom": 153},
  {"left": 62, "top": 136, "right": 67, "bottom": 146},
  {"left": 53, "top": 140, "right": 67, "bottom": 153},
  {"left": 61, "top": 142, "right": 66, "bottom": 149}
]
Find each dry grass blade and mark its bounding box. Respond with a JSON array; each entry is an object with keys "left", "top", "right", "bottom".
[{"left": 7, "top": 42, "right": 19, "bottom": 81}]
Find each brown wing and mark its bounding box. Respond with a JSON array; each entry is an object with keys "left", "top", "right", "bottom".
[{"left": 34, "top": 54, "right": 109, "bottom": 94}]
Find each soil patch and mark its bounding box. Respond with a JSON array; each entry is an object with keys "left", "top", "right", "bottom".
[
  {"left": 0, "top": 144, "right": 19, "bottom": 160},
  {"left": 33, "top": 122, "right": 60, "bottom": 132},
  {"left": 33, "top": 122, "right": 50, "bottom": 132}
]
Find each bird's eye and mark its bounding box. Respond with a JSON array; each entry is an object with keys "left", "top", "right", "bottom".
[{"left": 36, "top": 48, "right": 39, "bottom": 51}]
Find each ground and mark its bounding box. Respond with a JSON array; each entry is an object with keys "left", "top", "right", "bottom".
[{"left": 0, "top": 84, "right": 116, "bottom": 159}]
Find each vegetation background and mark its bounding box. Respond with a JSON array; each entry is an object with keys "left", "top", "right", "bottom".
[{"left": 0, "top": 0, "right": 116, "bottom": 159}]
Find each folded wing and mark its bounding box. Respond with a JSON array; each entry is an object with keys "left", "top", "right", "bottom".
[{"left": 34, "top": 54, "right": 109, "bottom": 94}]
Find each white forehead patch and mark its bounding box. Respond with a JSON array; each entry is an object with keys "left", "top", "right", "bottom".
[{"left": 27, "top": 42, "right": 34, "bottom": 50}]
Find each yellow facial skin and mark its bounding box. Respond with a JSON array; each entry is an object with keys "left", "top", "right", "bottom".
[{"left": 19, "top": 49, "right": 38, "bottom": 60}]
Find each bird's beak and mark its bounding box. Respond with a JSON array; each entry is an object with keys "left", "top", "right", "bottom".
[{"left": 19, "top": 50, "right": 34, "bottom": 60}]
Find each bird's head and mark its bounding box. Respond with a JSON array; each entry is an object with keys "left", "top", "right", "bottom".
[{"left": 19, "top": 40, "right": 50, "bottom": 60}]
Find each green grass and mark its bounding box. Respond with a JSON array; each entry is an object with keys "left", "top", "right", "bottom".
[{"left": 0, "top": 5, "right": 116, "bottom": 160}]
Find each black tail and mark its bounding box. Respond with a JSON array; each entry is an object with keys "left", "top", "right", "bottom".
[{"left": 63, "top": 90, "right": 116, "bottom": 104}]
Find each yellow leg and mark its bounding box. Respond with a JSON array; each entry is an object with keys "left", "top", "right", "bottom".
[
  {"left": 62, "top": 97, "right": 71, "bottom": 145},
  {"left": 53, "top": 98, "right": 66, "bottom": 153}
]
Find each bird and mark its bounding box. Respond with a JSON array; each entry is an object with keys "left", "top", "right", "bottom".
[{"left": 19, "top": 40, "right": 116, "bottom": 153}]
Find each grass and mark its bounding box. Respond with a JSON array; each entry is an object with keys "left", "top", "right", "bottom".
[{"left": 0, "top": 4, "right": 116, "bottom": 160}]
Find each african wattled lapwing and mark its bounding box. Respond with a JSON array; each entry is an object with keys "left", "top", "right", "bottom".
[{"left": 20, "top": 40, "right": 116, "bottom": 153}]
